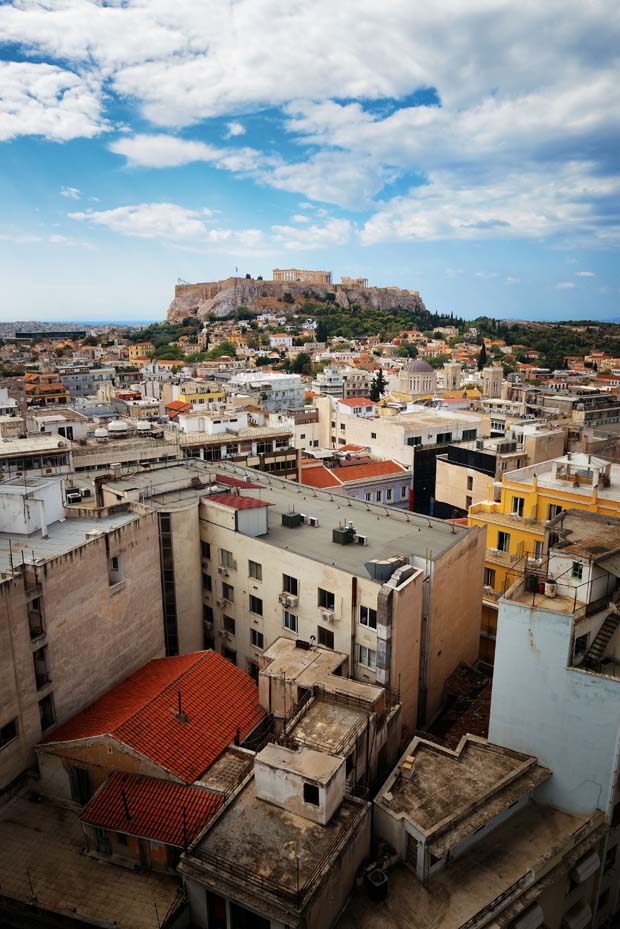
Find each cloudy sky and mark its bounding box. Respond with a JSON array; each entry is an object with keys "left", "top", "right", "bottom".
[{"left": 0, "top": 0, "right": 619, "bottom": 321}]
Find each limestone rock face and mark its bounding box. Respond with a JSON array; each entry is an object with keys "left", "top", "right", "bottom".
[{"left": 166, "top": 277, "right": 426, "bottom": 322}]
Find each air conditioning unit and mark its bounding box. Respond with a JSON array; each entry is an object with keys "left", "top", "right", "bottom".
[
  {"left": 354, "top": 534, "right": 368, "bottom": 546},
  {"left": 286, "top": 594, "right": 299, "bottom": 608},
  {"left": 217, "top": 566, "right": 229, "bottom": 576},
  {"left": 308, "top": 516, "right": 319, "bottom": 527},
  {"left": 216, "top": 598, "right": 226, "bottom": 608},
  {"left": 321, "top": 608, "right": 335, "bottom": 623},
  {"left": 278, "top": 592, "right": 289, "bottom": 605}
]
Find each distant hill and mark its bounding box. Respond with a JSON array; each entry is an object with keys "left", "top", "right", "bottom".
[{"left": 166, "top": 276, "right": 427, "bottom": 323}]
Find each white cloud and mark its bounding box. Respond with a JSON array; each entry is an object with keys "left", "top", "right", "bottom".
[
  {"left": 0, "top": 61, "right": 107, "bottom": 142},
  {"left": 109, "top": 133, "right": 266, "bottom": 172},
  {"left": 557, "top": 281, "right": 577, "bottom": 289},
  {"left": 291, "top": 214, "right": 310, "bottom": 224},
  {"left": 474, "top": 271, "right": 498, "bottom": 279},
  {"left": 225, "top": 121, "right": 246, "bottom": 138},
  {"left": 505, "top": 276, "right": 521, "bottom": 285},
  {"left": 60, "top": 186, "right": 81, "bottom": 200},
  {"left": 575, "top": 271, "right": 595, "bottom": 277},
  {"left": 271, "top": 218, "right": 352, "bottom": 251}
]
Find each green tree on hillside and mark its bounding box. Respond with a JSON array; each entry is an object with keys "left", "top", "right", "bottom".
[
  {"left": 477, "top": 344, "right": 488, "bottom": 370},
  {"left": 369, "top": 369, "right": 387, "bottom": 401}
]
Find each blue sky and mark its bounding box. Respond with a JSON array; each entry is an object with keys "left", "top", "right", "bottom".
[{"left": 0, "top": 1, "right": 619, "bottom": 322}]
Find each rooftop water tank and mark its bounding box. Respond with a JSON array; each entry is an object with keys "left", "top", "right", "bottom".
[
  {"left": 108, "top": 419, "right": 129, "bottom": 433},
  {"left": 94, "top": 428, "right": 108, "bottom": 440},
  {"left": 136, "top": 420, "right": 151, "bottom": 432}
]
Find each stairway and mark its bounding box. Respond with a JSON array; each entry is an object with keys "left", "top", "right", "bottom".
[{"left": 582, "top": 614, "right": 620, "bottom": 670}]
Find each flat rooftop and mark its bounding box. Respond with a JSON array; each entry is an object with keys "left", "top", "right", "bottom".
[
  {"left": 0, "top": 790, "right": 179, "bottom": 929},
  {"left": 379, "top": 737, "right": 550, "bottom": 853},
  {"left": 506, "top": 457, "right": 620, "bottom": 501},
  {"left": 289, "top": 697, "right": 367, "bottom": 756},
  {"left": 0, "top": 509, "right": 138, "bottom": 575},
  {"left": 337, "top": 803, "right": 596, "bottom": 929},
  {"left": 549, "top": 509, "right": 620, "bottom": 561},
  {"left": 188, "top": 778, "right": 366, "bottom": 906}
]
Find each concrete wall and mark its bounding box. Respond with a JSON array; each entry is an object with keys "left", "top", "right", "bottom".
[
  {"left": 254, "top": 751, "right": 346, "bottom": 826},
  {"left": 0, "top": 513, "right": 166, "bottom": 790},
  {"left": 435, "top": 457, "right": 495, "bottom": 513},
  {"left": 489, "top": 597, "right": 620, "bottom": 816},
  {"left": 169, "top": 503, "right": 204, "bottom": 654},
  {"left": 0, "top": 480, "right": 65, "bottom": 535}
]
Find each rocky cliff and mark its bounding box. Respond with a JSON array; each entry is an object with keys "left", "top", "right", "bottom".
[{"left": 166, "top": 277, "right": 427, "bottom": 322}]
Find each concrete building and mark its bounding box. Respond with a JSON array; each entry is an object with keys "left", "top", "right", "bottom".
[
  {"left": 442, "top": 361, "right": 462, "bottom": 392},
  {"left": 436, "top": 425, "right": 565, "bottom": 518},
  {"left": 301, "top": 456, "right": 411, "bottom": 507},
  {"left": 489, "top": 509, "right": 620, "bottom": 926},
  {"left": 0, "top": 434, "right": 73, "bottom": 478},
  {"left": 272, "top": 268, "right": 332, "bottom": 285},
  {"left": 269, "top": 407, "right": 321, "bottom": 451},
  {"left": 227, "top": 371, "right": 304, "bottom": 412},
  {"left": 23, "top": 372, "right": 69, "bottom": 409},
  {"left": 312, "top": 366, "right": 373, "bottom": 399},
  {"left": 469, "top": 452, "right": 620, "bottom": 663},
  {"left": 340, "top": 734, "right": 606, "bottom": 929},
  {"left": 311, "top": 366, "right": 373, "bottom": 399},
  {"left": 0, "top": 478, "right": 165, "bottom": 790}
]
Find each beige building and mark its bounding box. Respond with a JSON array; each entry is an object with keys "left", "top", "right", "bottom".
[
  {"left": 340, "top": 734, "right": 606, "bottom": 929},
  {"left": 482, "top": 364, "right": 505, "bottom": 399},
  {"left": 340, "top": 276, "right": 369, "bottom": 288},
  {"left": 0, "top": 478, "right": 165, "bottom": 790},
  {"left": 272, "top": 268, "right": 332, "bottom": 285},
  {"left": 398, "top": 358, "right": 437, "bottom": 399}
]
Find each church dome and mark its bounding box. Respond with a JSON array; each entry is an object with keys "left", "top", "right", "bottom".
[{"left": 403, "top": 358, "right": 434, "bottom": 373}]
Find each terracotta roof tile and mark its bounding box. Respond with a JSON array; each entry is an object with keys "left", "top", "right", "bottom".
[
  {"left": 215, "top": 474, "right": 262, "bottom": 489},
  {"left": 41, "top": 651, "right": 265, "bottom": 783},
  {"left": 81, "top": 772, "right": 224, "bottom": 847},
  {"left": 206, "top": 493, "right": 273, "bottom": 510},
  {"left": 338, "top": 397, "right": 377, "bottom": 407},
  {"left": 300, "top": 465, "right": 342, "bottom": 489},
  {"left": 335, "top": 460, "right": 407, "bottom": 483}
]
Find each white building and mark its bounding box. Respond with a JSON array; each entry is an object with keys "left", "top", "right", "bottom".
[
  {"left": 228, "top": 371, "right": 304, "bottom": 412},
  {"left": 311, "top": 366, "right": 373, "bottom": 399},
  {"left": 489, "top": 509, "right": 620, "bottom": 926}
]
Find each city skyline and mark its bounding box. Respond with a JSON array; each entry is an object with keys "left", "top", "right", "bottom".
[{"left": 1, "top": 1, "right": 619, "bottom": 321}]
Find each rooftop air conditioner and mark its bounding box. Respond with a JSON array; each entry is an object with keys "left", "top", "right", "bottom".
[
  {"left": 354, "top": 534, "right": 368, "bottom": 546},
  {"left": 308, "top": 516, "right": 319, "bottom": 527},
  {"left": 321, "top": 608, "right": 335, "bottom": 623}
]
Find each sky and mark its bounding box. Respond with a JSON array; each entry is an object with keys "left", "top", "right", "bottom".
[{"left": 0, "top": 1, "right": 619, "bottom": 323}]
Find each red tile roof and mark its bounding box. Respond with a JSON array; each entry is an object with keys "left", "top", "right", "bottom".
[
  {"left": 40, "top": 651, "right": 265, "bottom": 783},
  {"left": 215, "top": 474, "right": 262, "bottom": 489},
  {"left": 338, "top": 397, "right": 377, "bottom": 407},
  {"left": 81, "top": 772, "right": 224, "bottom": 847},
  {"left": 206, "top": 493, "right": 273, "bottom": 510},
  {"left": 301, "top": 459, "right": 406, "bottom": 489},
  {"left": 339, "top": 444, "right": 368, "bottom": 452}
]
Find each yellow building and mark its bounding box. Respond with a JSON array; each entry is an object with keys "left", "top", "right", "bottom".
[
  {"left": 468, "top": 452, "right": 620, "bottom": 662},
  {"left": 128, "top": 342, "right": 154, "bottom": 361}
]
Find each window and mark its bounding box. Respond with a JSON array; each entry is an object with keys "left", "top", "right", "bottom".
[
  {"left": 249, "top": 560, "right": 262, "bottom": 581},
  {"left": 318, "top": 588, "right": 335, "bottom": 610},
  {"left": 340, "top": 423, "right": 346, "bottom": 431},
  {"left": 222, "top": 647, "right": 237, "bottom": 665},
  {"left": 247, "top": 661, "right": 259, "bottom": 683},
  {"left": 511, "top": 496, "right": 524, "bottom": 517},
  {"left": 365, "top": 491, "right": 372, "bottom": 501},
  {"left": 572, "top": 562, "right": 583, "bottom": 580},
  {"left": 283, "top": 611, "right": 298, "bottom": 633},
  {"left": 201, "top": 540, "right": 211, "bottom": 560},
  {"left": 436, "top": 432, "right": 453, "bottom": 444},
  {"left": 547, "top": 503, "right": 563, "bottom": 520},
  {"left": 497, "top": 531, "right": 510, "bottom": 553},
  {"left": 300, "top": 433, "right": 306, "bottom": 440},
  {"left": 375, "top": 490, "right": 382, "bottom": 502},
  {"left": 0, "top": 719, "right": 18, "bottom": 750},
  {"left": 360, "top": 605, "right": 377, "bottom": 629},
  {"left": 407, "top": 436, "right": 422, "bottom": 446},
  {"left": 68, "top": 766, "right": 91, "bottom": 804},
  {"left": 462, "top": 429, "right": 477, "bottom": 441},
  {"left": 283, "top": 574, "right": 298, "bottom": 596},
  {"left": 318, "top": 625, "right": 334, "bottom": 649},
  {"left": 465, "top": 496, "right": 472, "bottom": 509},
  {"left": 401, "top": 486, "right": 408, "bottom": 498},
  {"left": 303, "top": 783, "right": 320, "bottom": 806},
  {"left": 331, "top": 421, "right": 336, "bottom": 429},
  {"left": 222, "top": 582, "right": 234, "bottom": 602},
  {"left": 250, "top": 629, "right": 264, "bottom": 649},
  {"left": 483, "top": 567, "right": 496, "bottom": 588},
  {"left": 467, "top": 475, "right": 474, "bottom": 491},
  {"left": 202, "top": 573, "right": 212, "bottom": 592},
  {"left": 371, "top": 432, "right": 377, "bottom": 439},
  {"left": 358, "top": 645, "right": 376, "bottom": 668},
  {"left": 220, "top": 549, "right": 235, "bottom": 569},
  {"left": 107, "top": 554, "right": 123, "bottom": 587},
  {"left": 249, "top": 595, "right": 263, "bottom": 616},
  {"left": 39, "top": 694, "right": 55, "bottom": 731},
  {"left": 533, "top": 540, "right": 544, "bottom": 560},
  {"left": 203, "top": 605, "right": 214, "bottom": 624},
  {"left": 386, "top": 488, "right": 393, "bottom": 501},
  {"left": 223, "top": 615, "right": 236, "bottom": 634}
]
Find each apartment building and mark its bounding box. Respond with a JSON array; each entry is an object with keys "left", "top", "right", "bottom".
[
  {"left": 469, "top": 452, "right": 620, "bottom": 662},
  {"left": 315, "top": 395, "right": 482, "bottom": 463},
  {"left": 23, "top": 372, "right": 69, "bottom": 409},
  {"left": 311, "top": 366, "right": 373, "bottom": 399},
  {"left": 269, "top": 407, "right": 321, "bottom": 451},
  {"left": 436, "top": 425, "right": 565, "bottom": 517},
  {"left": 301, "top": 457, "right": 411, "bottom": 507},
  {"left": 227, "top": 371, "right": 304, "bottom": 412},
  {"left": 340, "top": 734, "right": 605, "bottom": 929},
  {"left": 489, "top": 509, "right": 620, "bottom": 926},
  {"left": 0, "top": 477, "right": 165, "bottom": 790},
  {"left": 0, "top": 434, "right": 73, "bottom": 478}
]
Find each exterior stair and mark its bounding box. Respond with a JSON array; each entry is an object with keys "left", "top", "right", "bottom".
[{"left": 582, "top": 613, "right": 620, "bottom": 670}]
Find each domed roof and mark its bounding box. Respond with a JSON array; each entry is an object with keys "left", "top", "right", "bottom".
[{"left": 403, "top": 358, "right": 434, "bottom": 373}]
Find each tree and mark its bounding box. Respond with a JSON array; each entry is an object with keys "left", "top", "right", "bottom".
[
  {"left": 369, "top": 369, "right": 387, "bottom": 401},
  {"left": 477, "top": 343, "right": 488, "bottom": 370},
  {"left": 316, "top": 319, "right": 328, "bottom": 342},
  {"left": 291, "top": 352, "right": 312, "bottom": 374}
]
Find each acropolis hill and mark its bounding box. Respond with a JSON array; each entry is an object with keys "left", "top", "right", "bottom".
[{"left": 166, "top": 269, "right": 427, "bottom": 322}]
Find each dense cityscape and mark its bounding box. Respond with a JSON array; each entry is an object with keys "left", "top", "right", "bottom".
[
  {"left": 0, "top": 266, "right": 618, "bottom": 928},
  {"left": 2, "top": 0, "right": 620, "bottom": 926}
]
